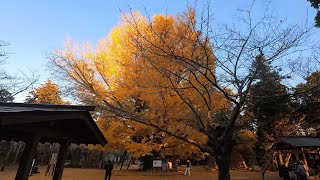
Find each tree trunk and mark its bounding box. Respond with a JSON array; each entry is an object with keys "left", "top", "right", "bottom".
[
  {"left": 14, "top": 142, "right": 24, "bottom": 164},
  {"left": 209, "top": 100, "right": 242, "bottom": 180},
  {"left": 261, "top": 172, "right": 265, "bottom": 180},
  {"left": 259, "top": 152, "right": 275, "bottom": 180},
  {"left": 216, "top": 154, "right": 232, "bottom": 180},
  {"left": 215, "top": 137, "right": 233, "bottom": 180},
  {"left": 120, "top": 151, "right": 127, "bottom": 170},
  {"left": 126, "top": 156, "right": 132, "bottom": 170}
]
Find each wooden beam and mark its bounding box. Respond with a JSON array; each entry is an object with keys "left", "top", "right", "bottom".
[
  {"left": 15, "top": 136, "right": 40, "bottom": 180},
  {"left": 1, "top": 112, "right": 87, "bottom": 125},
  {"left": 53, "top": 141, "right": 70, "bottom": 180},
  {"left": 12, "top": 126, "right": 84, "bottom": 140}
]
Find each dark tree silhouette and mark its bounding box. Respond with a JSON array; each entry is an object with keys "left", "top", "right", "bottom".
[
  {"left": 307, "top": 0, "right": 320, "bottom": 27},
  {"left": 0, "top": 89, "right": 14, "bottom": 102}
]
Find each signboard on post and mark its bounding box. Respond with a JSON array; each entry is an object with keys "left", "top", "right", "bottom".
[{"left": 153, "top": 160, "right": 162, "bottom": 168}]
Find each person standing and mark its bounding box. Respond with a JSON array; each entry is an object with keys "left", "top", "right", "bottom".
[
  {"left": 184, "top": 160, "right": 191, "bottom": 176},
  {"left": 278, "top": 163, "right": 290, "bottom": 180},
  {"left": 104, "top": 160, "right": 114, "bottom": 180},
  {"left": 296, "top": 161, "right": 308, "bottom": 180},
  {"left": 161, "top": 161, "right": 168, "bottom": 178},
  {"left": 167, "top": 161, "right": 172, "bottom": 170}
]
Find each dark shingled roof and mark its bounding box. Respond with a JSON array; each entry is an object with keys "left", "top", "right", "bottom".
[
  {"left": 0, "top": 102, "right": 95, "bottom": 112},
  {"left": 274, "top": 136, "right": 320, "bottom": 150},
  {"left": 0, "top": 102, "right": 107, "bottom": 146}
]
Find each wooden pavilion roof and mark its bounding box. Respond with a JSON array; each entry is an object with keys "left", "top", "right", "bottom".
[
  {"left": 274, "top": 136, "right": 320, "bottom": 150},
  {"left": 0, "top": 102, "right": 107, "bottom": 146}
]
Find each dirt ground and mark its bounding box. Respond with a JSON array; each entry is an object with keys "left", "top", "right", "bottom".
[{"left": 0, "top": 166, "right": 280, "bottom": 180}]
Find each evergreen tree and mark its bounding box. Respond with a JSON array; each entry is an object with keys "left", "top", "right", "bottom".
[
  {"left": 307, "top": 0, "right": 320, "bottom": 27},
  {"left": 0, "top": 89, "right": 14, "bottom": 102},
  {"left": 247, "top": 54, "right": 291, "bottom": 176},
  {"left": 248, "top": 55, "right": 290, "bottom": 126},
  {"left": 295, "top": 72, "right": 320, "bottom": 127}
]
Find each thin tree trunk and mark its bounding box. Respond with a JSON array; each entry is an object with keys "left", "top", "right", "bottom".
[
  {"left": 0, "top": 151, "right": 10, "bottom": 171},
  {"left": 260, "top": 152, "right": 275, "bottom": 180},
  {"left": 14, "top": 142, "right": 25, "bottom": 164},
  {"left": 250, "top": 148, "right": 258, "bottom": 168},
  {"left": 120, "top": 151, "right": 127, "bottom": 170},
  {"left": 127, "top": 156, "right": 132, "bottom": 170},
  {"left": 0, "top": 142, "right": 13, "bottom": 171},
  {"left": 261, "top": 172, "right": 265, "bottom": 180}
]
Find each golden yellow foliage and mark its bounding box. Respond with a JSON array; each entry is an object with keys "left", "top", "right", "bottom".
[
  {"left": 50, "top": 9, "right": 229, "bottom": 156},
  {"left": 30, "top": 80, "right": 70, "bottom": 105}
]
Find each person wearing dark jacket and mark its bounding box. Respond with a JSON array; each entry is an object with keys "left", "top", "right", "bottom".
[
  {"left": 278, "top": 163, "right": 290, "bottom": 180},
  {"left": 296, "top": 161, "right": 308, "bottom": 180},
  {"left": 184, "top": 160, "right": 191, "bottom": 176},
  {"left": 104, "top": 160, "right": 114, "bottom": 180}
]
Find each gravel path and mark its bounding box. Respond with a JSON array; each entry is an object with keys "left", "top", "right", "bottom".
[{"left": 0, "top": 166, "right": 280, "bottom": 180}]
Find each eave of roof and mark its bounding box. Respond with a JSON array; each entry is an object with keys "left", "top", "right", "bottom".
[
  {"left": 0, "top": 102, "right": 107, "bottom": 146},
  {"left": 275, "top": 136, "right": 320, "bottom": 149},
  {"left": 0, "top": 102, "right": 95, "bottom": 112}
]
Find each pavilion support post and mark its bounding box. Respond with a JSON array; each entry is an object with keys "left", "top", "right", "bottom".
[
  {"left": 53, "top": 141, "right": 70, "bottom": 180},
  {"left": 284, "top": 153, "right": 292, "bottom": 167},
  {"left": 301, "top": 149, "right": 309, "bottom": 171},
  {"left": 278, "top": 152, "right": 284, "bottom": 164},
  {"left": 295, "top": 151, "right": 300, "bottom": 161},
  {"left": 15, "top": 136, "right": 40, "bottom": 180}
]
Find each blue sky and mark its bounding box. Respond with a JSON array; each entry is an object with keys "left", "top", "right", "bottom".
[{"left": 0, "top": 0, "right": 318, "bottom": 101}]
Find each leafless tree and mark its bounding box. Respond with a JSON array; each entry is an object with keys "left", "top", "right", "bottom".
[{"left": 0, "top": 41, "right": 37, "bottom": 102}]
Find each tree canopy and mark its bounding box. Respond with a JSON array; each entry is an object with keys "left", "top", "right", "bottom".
[
  {"left": 24, "top": 80, "right": 70, "bottom": 105},
  {"left": 0, "top": 89, "right": 14, "bottom": 102},
  {"left": 51, "top": 10, "right": 223, "bottom": 159},
  {"left": 49, "top": 4, "right": 313, "bottom": 180},
  {"left": 295, "top": 71, "right": 320, "bottom": 127}
]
